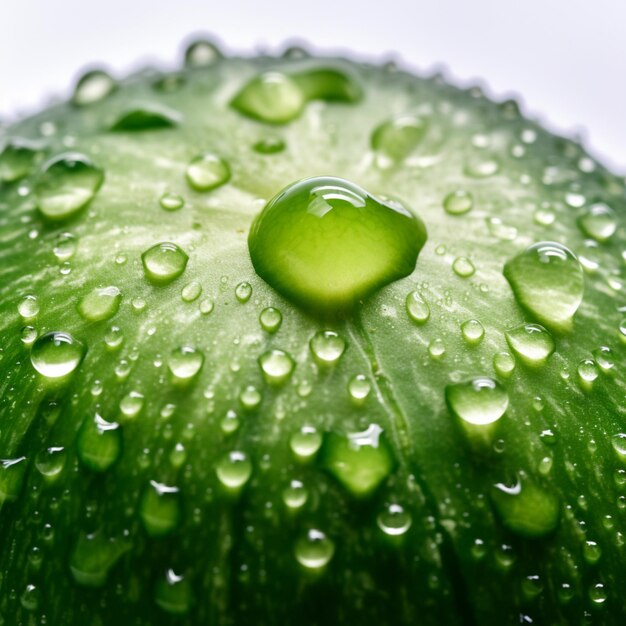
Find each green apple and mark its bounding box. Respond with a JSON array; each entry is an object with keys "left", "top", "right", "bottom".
[{"left": 0, "top": 39, "right": 624, "bottom": 625}]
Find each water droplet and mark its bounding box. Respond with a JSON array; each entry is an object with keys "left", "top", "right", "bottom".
[
  {"left": 377, "top": 503, "right": 412, "bottom": 536},
  {"left": 35, "top": 153, "right": 104, "bottom": 220},
  {"left": 110, "top": 104, "right": 180, "bottom": 131},
  {"left": 259, "top": 306, "right": 282, "bottom": 333},
  {"left": 249, "top": 177, "right": 426, "bottom": 313},
  {"left": 77, "top": 413, "right": 122, "bottom": 472},
  {"left": 503, "top": 242, "right": 584, "bottom": 330},
  {"left": 589, "top": 583, "right": 607, "bottom": 605},
  {"left": 493, "top": 351, "right": 516, "bottom": 378},
  {"left": 185, "top": 154, "right": 230, "bottom": 191},
  {"left": 522, "top": 575, "right": 544, "bottom": 600},
  {"left": 464, "top": 157, "right": 499, "bottom": 178},
  {"left": 160, "top": 192, "right": 185, "bottom": 211},
  {"left": 452, "top": 256, "right": 475, "bottom": 278},
  {"left": 348, "top": 374, "right": 371, "bottom": 403},
  {"left": 30, "top": 331, "right": 84, "bottom": 378},
  {"left": 578, "top": 203, "right": 617, "bottom": 242},
  {"left": 406, "top": 291, "right": 430, "bottom": 324},
  {"left": 53, "top": 232, "right": 78, "bottom": 260},
  {"left": 20, "top": 326, "right": 37, "bottom": 344},
  {"left": 168, "top": 346, "right": 204, "bottom": 380},
  {"left": 461, "top": 319, "right": 484, "bottom": 345},
  {"left": 253, "top": 137, "right": 286, "bottom": 154},
  {"left": 321, "top": 424, "right": 394, "bottom": 497},
  {"left": 612, "top": 433, "right": 626, "bottom": 461},
  {"left": 491, "top": 474, "right": 559, "bottom": 537},
  {"left": 593, "top": 346, "right": 614, "bottom": 372},
  {"left": 428, "top": 338, "right": 446, "bottom": 359},
  {"left": 181, "top": 281, "right": 202, "bottom": 302},
  {"left": 283, "top": 479, "right": 308, "bottom": 509},
  {"left": 155, "top": 569, "right": 192, "bottom": 615},
  {"left": 309, "top": 330, "right": 346, "bottom": 365},
  {"left": 20, "top": 584, "right": 40, "bottom": 612},
  {"left": 199, "top": 298, "right": 214, "bottom": 315},
  {"left": 0, "top": 457, "right": 27, "bottom": 504},
  {"left": 577, "top": 358, "right": 599, "bottom": 389},
  {"left": 258, "top": 349, "right": 295, "bottom": 385},
  {"left": 583, "top": 540, "right": 602, "bottom": 565},
  {"left": 35, "top": 446, "right": 66, "bottom": 482},
  {"left": 140, "top": 481, "right": 181, "bottom": 537},
  {"left": 505, "top": 323, "right": 555, "bottom": 366},
  {"left": 295, "top": 529, "right": 335, "bottom": 569},
  {"left": 486, "top": 217, "right": 517, "bottom": 241},
  {"left": 235, "top": 281, "right": 252, "bottom": 303},
  {"left": 290, "top": 426, "right": 323, "bottom": 460},
  {"left": 73, "top": 69, "right": 116, "bottom": 105},
  {"left": 443, "top": 190, "right": 473, "bottom": 215},
  {"left": 142, "top": 242, "right": 188, "bottom": 284},
  {"left": 0, "top": 140, "right": 39, "bottom": 182},
  {"left": 77, "top": 286, "right": 121, "bottom": 322},
  {"left": 184, "top": 39, "right": 222, "bottom": 67},
  {"left": 239, "top": 385, "right": 262, "bottom": 410},
  {"left": 70, "top": 531, "right": 130, "bottom": 587},
  {"left": 216, "top": 451, "right": 252, "bottom": 490},
  {"left": 119, "top": 391, "right": 144, "bottom": 419},
  {"left": 18, "top": 295, "right": 39, "bottom": 319},
  {"left": 371, "top": 115, "right": 427, "bottom": 161},
  {"left": 446, "top": 377, "right": 508, "bottom": 426},
  {"left": 104, "top": 326, "right": 123, "bottom": 350}
]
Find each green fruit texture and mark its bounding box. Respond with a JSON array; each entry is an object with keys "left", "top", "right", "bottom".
[{"left": 0, "top": 38, "right": 625, "bottom": 625}]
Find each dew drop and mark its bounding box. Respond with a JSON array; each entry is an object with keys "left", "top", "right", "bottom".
[
  {"left": 110, "top": 105, "right": 180, "bottom": 131},
  {"left": 309, "top": 330, "right": 346, "bottom": 365},
  {"left": 20, "top": 584, "right": 40, "bottom": 612},
  {"left": 611, "top": 433, "right": 626, "bottom": 461},
  {"left": 589, "top": 583, "right": 607, "bottom": 605},
  {"left": 104, "top": 326, "right": 123, "bottom": 350},
  {"left": 428, "top": 338, "right": 446, "bottom": 359},
  {"left": 577, "top": 358, "right": 599, "bottom": 389},
  {"left": 461, "top": 319, "right": 484, "bottom": 345},
  {"left": 248, "top": 177, "right": 426, "bottom": 313},
  {"left": 35, "top": 446, "right": 66, "bottom": 482},
  {"left": 592, "top": 346, "right": 614, "bottom": 372},
  {"left": 583, "top": 540, "right": 602, "bottom": 565},
  {"left": 70, "top": 531, "right": 130, "bottom": 587},
  {"left": 140, "top": 481, "right": 181, "bottom": 537},
  {"left": 235, "top": 281, "right": 252, "bottom": 303},
  {"left": 30, "top": 331, "right": 85, "bottom": 378},
  {"left": 446, "top": 377, "right": 508, "bottom": 426},
  {"left": 18, "top": 295, "right": 39, "bottom": 319},
  {"left": 443, "top": 190, "right": 473, "bottom": 215},
  {"left": 185, "top": 154, "right": 230, "bottom": 191},
  {"left": 253, "top": 137, "right": 286, "bottom": 154},
  {"left": 406, "top": 291, "right": 430, "bottom": 324},
  {"left": 464, "top": 157, "right": 499, "bottom": 178},
  {"left": 259, "top": 306, "right": 282, "bottom": 333},
  {"left": 199, "top": 298, "right": 214, "bottom": 315},
  {"left": 160, "top": 192, "right": 185, "bottom": 211},
  {"left": 290, "top": 426, "right": 323, "bottom": 460},
  {"left": 181, "top": 281, "right": 202, "bottom": 303},
  {"left": 168, "top": 346, "right": 204, "bottom": 380},
  {"left": 348, "top": 374, "right": 371, "bottom": 403},
  {"left": 73, "top": 69, "right": 116, "bottom": 105},
  {"left": 377, "top": 503, "right": 412, "bottom": 536},
  {"left": 0, "top": 457, "right": 28, "bottom": 504},
  {"left": 283, "top": 479, "right": 308, "bottom": 509},
  {"left": 142, "top": 242, "right": 188, "bottom": 284},
  {"left": 321, "top": 424, "right": 394, "bottom": 497},
  {"left": 239, "top": 385, "right": 262, "bottom": 410},
  {"left": 295, "top": 529, "right": 335, "bottom": 569},
  {"left": 371, "top": 114, "right": 427, "bottom": 161},
  {"left": 503, "top": 242, "right": 584, "bottom": 330},
  {"left": 578, "top": 203, "right": 617, "bottom": 242},
  {"left": 155, "top": 569, "right": 192, "bottom": 615},
  {"left": 505, "top": 323, "right": 555, "bottom": 366},
  {"left": 77, "top": 413, "right": 122, "bottom": 472},
  {"left": 77, "top": 286, "right": 121, "bottom": 322},
  {"left": 452, "top": 256, "right": 475, "bottom": 278},
  {"left": 21, "top": 326, "right": 37, "bottom": 344},
  {"left": 184, "top": 39, "right": 223, "bottom": 67},
  {"left": 216, "top": 451, "right": 252, "bottom": 489},
  {"left": 35, "top": 153, "right": 104, "bottom": 220},
  {"left": 258, "top": 349, "right": 295, "bottom": 385},
  {"left": 119, "top": 391, "right": 144, "bottom": 420},
  {"left": 0, "top": 140, "right": 39, "bottom": 182},
  {"left": 53, "top": 232, "right": 78, "bottom": 260}
]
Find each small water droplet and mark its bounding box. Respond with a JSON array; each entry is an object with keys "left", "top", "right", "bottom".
[
  {"left": 464, "top": 157, "right": 499, "bottom": 178},
  {"left": 583, "top": 540, "right": 602, "bottom": 565},
  {"left": 348, "top": 374, "right": 371, "bottom": 403},
  {"left": 184, "top": 39, "right": 223, "bottom": 67},
  {"left": 77, "top": 413, "right": 122, "bottom": 472},
  {"left": 446, "top": 377, "right": 508, "bottom": 426},
  {"left": 160, "top": 192, "right": 185, "bottom": 211},
  {"left": 248, "top": 176, "right": 426, "bottom": 313},
  {"left": 258, "top": 349, "right": 295, "bottom": 385},
  {"left": 30, "top": 331, "right": 85, "bottom": 378},
  {"left": 377, "top": 503, "right": 412, "bottom": 536},
  {"left": 578, "top": 203, "right": 617, "bottom": 242},
  {"left": 18, "top": 295, "right": 39, "bottom": 319},
  {"left": 199, "top": 298, "right": 214, "bottom": 315},
  {"left": 73, "top": 69, "right": 116, "bottom": 105},
  {"left": 35, "top": 153, "right": 104, "bottom": 220},
  {"left": 371, "top": 115, "right": 427, "bottom": 162},
  {"left": 104, "top": 326, "right": 123, "bottom": 350},
  {"left": 119, "top": 391, "right": 144, "bottom": 420},
  {"left": 110, "top": 105, "right": 181, "bottom": 131},
  {"left": 140, "top": 481, "right": 181, "bottom": 537},
  {"left": 611, "top": 433, "right": 626, "bottom": 461},
  {"left": 0, "top": 140, "right": 39, "bottom": 182},
  {"left": 20, "top": 585, "right": 40, "bottom": 612},
  {"left": 592, "top": 346, "right": 614, "bottom": 372},
  {"left": 155, "top": 569, "right": 192, "bottom": 615},
  {"left": 235, "top": 281, "right": 252, "bottom": 303},
  {"left": 452, "top": 256, "right": 475, "bottom": 278},
  {"left": 461, "top": 319, "right": 484, "bottom": 345},
  {"left": 505, "top": 323, "right": 555, "bottom": 366},
  {"left": 142, "top": 242, "right": 188, "bottom": 284},
  {"left": 181, "top": 281, "right": 202, "bottom": 302},
  {"left": 589, "top": 583, "right": 607, "bottom": 605},
  {"left": 253, "top": 137, "right": 286, "bottom": 154},
  {"left": 20, "top": 325, "right": 37, "bottom": 344},
  {"left": 35, "top": 446, "right": 66, "bottom": 482},
  {"left": 406, "top": 291, "right": 430, "bottom": 324},
  {"left": 259, "top": 306, "right": 282, "bottom": 333},
  {"left": 283, "top": 479, "right": 308, "bottom": 509},
  {"left": 186, "top": 154, "right": 230, "bottom": 191},
  {"left": 239, "top": 385, "right": 262, "bottom": 410},
  {"left": 577, "top": 358, "right": 599, "bottom": 389},
  {"left": 428, "top": 338, "right": 446, "bottom": 359},
  {"left": 290, "top": 426, "right": 323, "bottom": 460},
  {"left": 309, "top": 330, "right": 346, "bottom": 365},
  {"left": 295, "top": 529, "right": 335, "bottom": 569},
  {"left": 53, "top": 232, "right": 78, "bottom": 260},
  {"left": 70, "top": 531, "right": 130, "bottom": 587},
  {"left": 503, "top": 242, "right": 584, "bottom": 330},
  {"left": 77, "top": 286, "right": 121, "bottom": 322},
  {"left": 0, "top": 457, "right": 28, "bottom": 504},
  {"left": 216, "top": 451, "right": 252, "bottom": 490},
  {"left": 168, "top": 346, "right": 204, "bottom": 380},
  {"left": 443, "top": 190, "right": 473, "bottom": 215}
]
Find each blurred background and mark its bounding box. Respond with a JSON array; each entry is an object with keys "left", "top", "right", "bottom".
[{"left": 2, "top": 0, "right": 625, "bottom": 173}]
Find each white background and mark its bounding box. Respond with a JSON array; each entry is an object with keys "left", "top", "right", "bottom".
[{"left": 2, "top": 0, "right": 625, "bottom": 173}]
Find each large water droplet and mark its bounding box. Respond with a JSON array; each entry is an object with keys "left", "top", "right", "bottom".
[
  {"left": 249, "top": 177, "right": 426, "bottom": 313},
  {"left": 77, "top": 286, "right": 121, "bottom": 322},
  {"left": 73, "top": 69, "right": 116, "bottom": 106},
  {"left": 491, "top": 474, "right": 559, "bottom": 537},
  {"left": 321, "top": 424, "right": 394, "bottom": 497},
  {"left": 168, "top": 346, "right": 204, "bottom": 380},
  {"left": 77, "top": 413, "right": 122, "bottom": 472},
  {"left": 295, "top": 529, "right": 335, "bottom": 569},
  {"left": 70, "top": 531, "right": 130, "bottom": 587},
  {"left": 309, "top": 330, "right": 346, "bottom": 365},
  {"left": 446, "top": 377, "right": 509, "bottom": 426},
  {"left": 0, "top": 140, "right": 39, "bottom": 182},
  {"left": 258, "top": 349, "right": 295, "bottom": 385},
  {"left": 140, "top": 481, "right": 181, "bottom": 537},
  {"left": 505, "top": 323, "right": 555, "bottom": 366},
  {"left": 34, "top": 153, "right": 104, "bottom": 220},
  {"left": 30, "top": 331, "right": 85, "bottom": 378},
  {"left": 371, "top": 115, "right": 427, "bottom": 161},
  {"left": 578, "top": 203, "right": 617, "bottom": 242},
  {"left": 216, "top": 451, "right": 252, "bottom": 489},
  {"left": 142, "top": 242, "right": 188, "bottom": 284},
  {"left": 155, "top": 569, "right": 192, "bottom": 615},
  {"left": 185, "top": 154, "right": 230, "bottom": 191},
  {"left": 503, "top": 242, "right": 584, "bottom": 330}
]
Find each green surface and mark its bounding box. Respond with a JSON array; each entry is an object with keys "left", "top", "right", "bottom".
[{"left": 0, "top": 41, "right": 625, "bottom": 625}]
